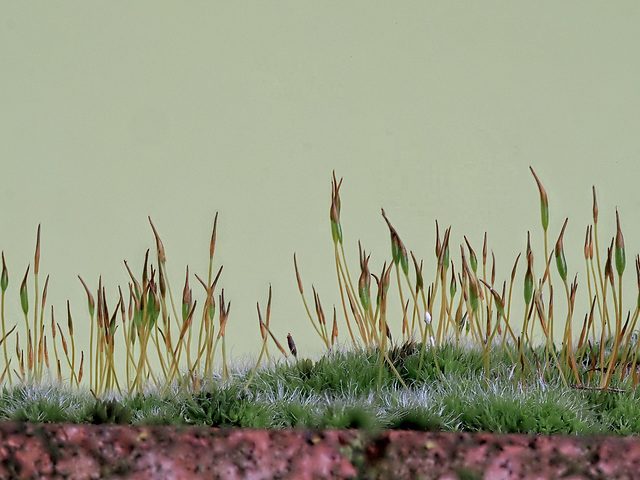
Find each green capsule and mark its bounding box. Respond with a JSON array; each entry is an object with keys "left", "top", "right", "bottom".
[
  {"left": 20, "top": 288, "right": 28, "bottom": 315},
  {"left": 443, "top": 245, "right": 450, "bottom": 270},
  {"left": 208, "top": 292, "right": 216, "bottom": 321},
  {"left": 555, "top": 219, "right": 568, "bottom": 282},
  {"left": 636, "top": 256, "right": 640, "bottom": 308},
  {"left": 359, "top": 282, "right": 370, "bottom": 312},
  {"left": 465, "top": 238, "right": 478, "bottom": 273},
  {"left": 524, "top": 269, "right": 534, "bottom": 305},
  {"left": 19, "top": 266, "right": 29, "bottom": 315},
  {"left": 1, "top": 253, "right": 7, "bottom": 293},
  {"left": 469, "top": 279, "right": 479, "bottom": 313},
  {"left": 330, "top": 220, "right": 342, "bottom": 244},
  {"left": 148, "top": 289, "right": 159, "bottom": 329},
  {"left": 604, "top": 246, "right": 614, "bottom": 287},
  {"left": 382, "top": 209, "right": 407, "bottom": 273},
  {"left": 399, "top": 243, "right": 409, "bottom": 276},
  {"left": 414, "top": 258, "right": 424, "bottom": 292},
  {"left": 615, "top": 210, "right": 626, "bottom": 277},
  {"left": 109, "top": 314, "right": 118, "bottom": 336},
  {"left": 555, "top": 249, "right": 567, "bottom": 282},
  {"left": 358, "top": 267, "right": 371, "bottom": 312},
  {"left": 149, "top": 308, "right": 159, "bottom": 329},
  {"left": 540, "top": 202, "right": 549, "bottom": 232},
  {"left": 530, "top": 167, "right": 549, "bottom": 232},
  {"left": 450, "top": 274, "right": 457, "bottom": 299},
  {"left": 391, "top": 238, "right": 401, "bottom": 265},
  {"left": 330, "top": 197, "right": 342, "bottom": 244},
  {"left": 133, "top": 308, "right": 142, "bottom": 329},
  {"left": 182, "top": 300, "right": 190, "bottom": 323},
  {"left": 616, "top": 245, "right": 626, "bottom": 278}
]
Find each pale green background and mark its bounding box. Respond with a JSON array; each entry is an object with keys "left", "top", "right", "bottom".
[{"left": 2, "top": 3, "right": 640, "bottom": 369}]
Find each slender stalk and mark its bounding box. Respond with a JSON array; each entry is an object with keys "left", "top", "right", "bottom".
[
  {"left": 32, "top": 225, "right": 41, "bottom": 381},
  {"left": 1, "top": 253, "right": 11, "bottom": 385}
]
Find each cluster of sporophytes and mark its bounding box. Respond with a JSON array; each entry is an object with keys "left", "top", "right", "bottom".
[
  {"left": 0, "top": 215, "right": 230, "bottom": 397},
  {"left": 294, "top": 168, "right": 640, "bottom": 396},
  {"left": 0, "top": 165, "right": 638, "bottom": 408}
]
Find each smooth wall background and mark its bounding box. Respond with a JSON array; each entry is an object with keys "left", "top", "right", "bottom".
[{"left": 2, "top": 3, "right": 640, "bottom": 367}]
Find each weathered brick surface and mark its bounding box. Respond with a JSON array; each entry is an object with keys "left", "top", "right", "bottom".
[{"left": 0, "top": 422, "right": 639, "bottom": 479}]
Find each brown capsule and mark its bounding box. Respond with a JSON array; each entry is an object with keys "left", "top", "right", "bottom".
[
  {"left": 158, "top": 263, "right": 166, "bottom": 299},
  {"left": 118, "top": 286, "right": 125, "bottom": 317},
  {"left": 604, "top": 239, "right": 614, "bottom": 286},
  {"left": 584, "top": 226, "right": 591, "bottom": 261},
  {"left": 435, "top": 220, "right": 441, "bottom": 259},
  {"left": 101, "top": 286, "right": 109, "bottom": 332},
  {"left": 287, "top": 333, "right": 297, "bottom": 358},
  {"left": 592, "top": 186, "right": 598, "bottom": 224},
  {"left": 50, "top": 306, "right": 56, "bottom": 339},
  {"left": 460, "top": 245, "right": 468, "bottom": 277},
  {"left": 570, "top": 275, "right": 578, "bottom": 312},
  {"left": 479, "top": 279, "right": 505, "bottom": 318},
  {"left": 218, "top": 290, "right": 230, "bottom": 338},
  {"left": 141, "top": 249, "right": 149, "bottom": 289},
  {"left": 34, "top": 224, "right": 41, "bottom": 276},
  {"left": 511, "top": 252, "right": 521, "bottom": 284},
  {"left": 411, "top": 252, "right": 424, "bottom": 292},
  {"left": 491, "top": 252, "right": 496, "bottom": 285},
  {"left": 78, "top": 351, "right": 84, "bottom": 384},
  {"left": 41, "top": 275, "right": 49, "bottom": 311},
  {"left": 256, "top": 303, "right": 265, "bottom": 340},
  {"left": 37, "top": 325, "right": 44, "bottom": 365},
  {"left": 57, "top": 324, "right": 68, "bottom": 356},
  {"left": 15, "top": 332, "right": 20, "bottom": 363},
  {"left": 331, "top": 307, "right": 338, "bottom": 347},
  {"left": 66, "top": 300, "right": 73, "bottom": 336},
  {"left": 266, "top": 284, "right": 273, "bottom": 328},
  {"left": 483, "top": 232, "right": 488, "bottom": 267},
  {"left": 43, "top": 336, "right": 49, "bottom": 369},
  {"left": 635, "top": 255, "right": 640, "bottom": 298},
  {"left": 312, "top": 286, "right": 325, "bottom": 325},
  {"left": 294, "top": 253, "right": 304, "bottom": 295},
  {"left": 124, "top": 261, "right": 142, "bottom": 299},
  {"left": 210, "top": 212, "right": 219, "bottom": 261},
  {"left": 148, "top": 217, "right": 166, "bottom": 263}
]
